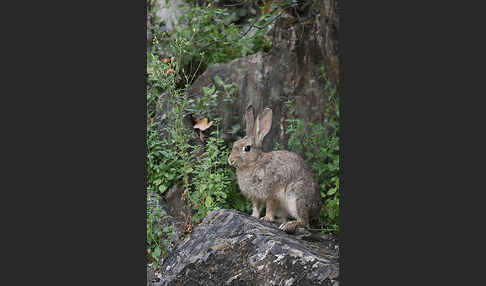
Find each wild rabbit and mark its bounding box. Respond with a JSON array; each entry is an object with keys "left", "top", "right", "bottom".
[{"left": 228, "top": 105, "right": 322, "bottom": 233}]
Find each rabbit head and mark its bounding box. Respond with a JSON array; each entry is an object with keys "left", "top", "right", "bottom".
[{"left": 228, "top": 105, "right": 272, "bottom": 169}]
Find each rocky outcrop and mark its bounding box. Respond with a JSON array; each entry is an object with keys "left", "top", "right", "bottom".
[
  {"left": 153, "top": 209, "right": 339, "bottom": 286},
  {"left": 186, "top": 0, "right": 340, "bottom": 151}
]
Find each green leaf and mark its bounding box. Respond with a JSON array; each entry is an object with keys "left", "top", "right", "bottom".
[
  {"left": 164, "top": 173, "right": 175, "bottom": 180},
  {"left": 205, "top": 196, "right": 213, "bottom": 209},
  {"left": 202, "top": 87, "right": 211, "bottom": 95},
  {"left": 184, "top": 167, "right": 193, "bottom": 174},
  {"left": 159, "top": 185, "right": 168, "bottom": 193},
  {"left": 152, "top": 247, "right": 161, "bottom": 259},
  {"left": 214, "top": 76, "right": 223, "bottom": 87}
]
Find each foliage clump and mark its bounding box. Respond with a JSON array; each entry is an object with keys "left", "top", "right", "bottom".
[{"left": 148, "top": 0, "right": 275, "bottom": 85}]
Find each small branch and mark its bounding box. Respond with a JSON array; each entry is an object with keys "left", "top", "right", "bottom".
[
  {"left": 239, "top": 7, "right": 287, "bottom": 38},
  {"left": 222, "top": 2, "right": 247, "bottom": 7}
]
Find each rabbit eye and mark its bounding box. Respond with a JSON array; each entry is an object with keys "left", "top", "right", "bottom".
[{"left": 244, "top": 145, "right": 251, "bottom": 152}]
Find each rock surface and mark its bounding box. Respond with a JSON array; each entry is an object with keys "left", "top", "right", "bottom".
[
  {"left": 153, "top": 209, "right": 339, "bottom": 286},
  {"left": 154, "top": 0, "right": 187, "bottom": 32}
]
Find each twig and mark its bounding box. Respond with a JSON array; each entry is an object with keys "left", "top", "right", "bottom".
[
  {"left": 240, "top": 7, "right": 287, "bottom": 37},
  {"left": 222, "top": 2, "right": 247, "bottom": 7}
]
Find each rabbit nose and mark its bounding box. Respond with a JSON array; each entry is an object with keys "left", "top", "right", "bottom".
[{"left": 228, "top": 157, "right": 234, "bottom": 166}]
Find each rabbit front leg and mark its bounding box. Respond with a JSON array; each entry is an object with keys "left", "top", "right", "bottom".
[
  {"left": 251, "top": 200, "right": 264, "bottom": 218},
  {"left": 261, "top": 199, "right": 277, "bottom": 222}
]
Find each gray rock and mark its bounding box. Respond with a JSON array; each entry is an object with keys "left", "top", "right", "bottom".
[
  {"left": 147, "top": 265, "right": 156, "bottom": 286},
  {"left": 155, "top": 0, "right": 188, "bottom": 32},
  {"left": 157, "top": 209, "right": 339, "bottom": 286}
]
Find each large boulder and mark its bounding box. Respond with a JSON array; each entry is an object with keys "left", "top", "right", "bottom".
[
  {"left": 187, "top": 0, "right": 340, "bottom": 151},
  {"left": 155, "top": 209, "right": 339, "bottom": 286}
]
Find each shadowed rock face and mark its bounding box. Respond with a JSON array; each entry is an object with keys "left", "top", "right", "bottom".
[{"left": 153, "top": 209, "right": 339, "bottom": 286}]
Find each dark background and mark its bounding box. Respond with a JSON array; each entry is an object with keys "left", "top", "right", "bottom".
[{"left": 1, "top": 0, "right": 484, "bottom": 285}]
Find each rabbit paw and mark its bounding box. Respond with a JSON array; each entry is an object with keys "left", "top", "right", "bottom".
[
  {"left": 279, "top": 221, "right": 298, "bottom": 233},
  {"left": 261, "top": 215, "right": 275, "bottom": 222}
]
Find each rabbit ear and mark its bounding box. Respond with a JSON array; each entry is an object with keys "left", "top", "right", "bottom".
[
  {"left": 254, "top": 108, "right": 272, "bottom": 148},
  {"left": 245, "top": 105, "right": 255, "bottom": 136}
]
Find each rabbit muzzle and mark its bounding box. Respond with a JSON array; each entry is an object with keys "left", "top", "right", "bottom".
[
  {"left": 228, "top": 156, "right": 235, "bottom": 167},
  {"left": 228, "top": 154, "right": 241, "bottom": 168}
]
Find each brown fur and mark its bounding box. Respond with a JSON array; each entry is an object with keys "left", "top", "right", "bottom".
[{"left": 228, "top": 106, "right": 322, "bottom": 233}]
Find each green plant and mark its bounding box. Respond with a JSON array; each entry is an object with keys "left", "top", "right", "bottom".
[
  {"left": 158, "top": 1, "right": 277, "bottom": 84},
  {"left": 146, "top": 51, "right": 195, "bottom": 196},
  {"left": 147, "top": 192, "right": 173, "bottom": 270},
  {"left": 190, "top": 127, "right": 250, "bottom": 222},
  {"left": 146, "top": 46, "right": 195, "bottom": 267}
]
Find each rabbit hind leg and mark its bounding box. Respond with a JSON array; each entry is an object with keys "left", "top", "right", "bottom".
[{"left": 279, "top": 200, "right": 309, "bottom": 233}]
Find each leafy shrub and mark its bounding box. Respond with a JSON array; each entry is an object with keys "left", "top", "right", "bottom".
[
  {"left": 149, "top": 0, "right": 275, "bottom": 84},
  {"left": 190, "top": 128, "right": 250, "bottom": 222},
  {"left": 146, "top": 192, "right": 173, "bottom": 270}
]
